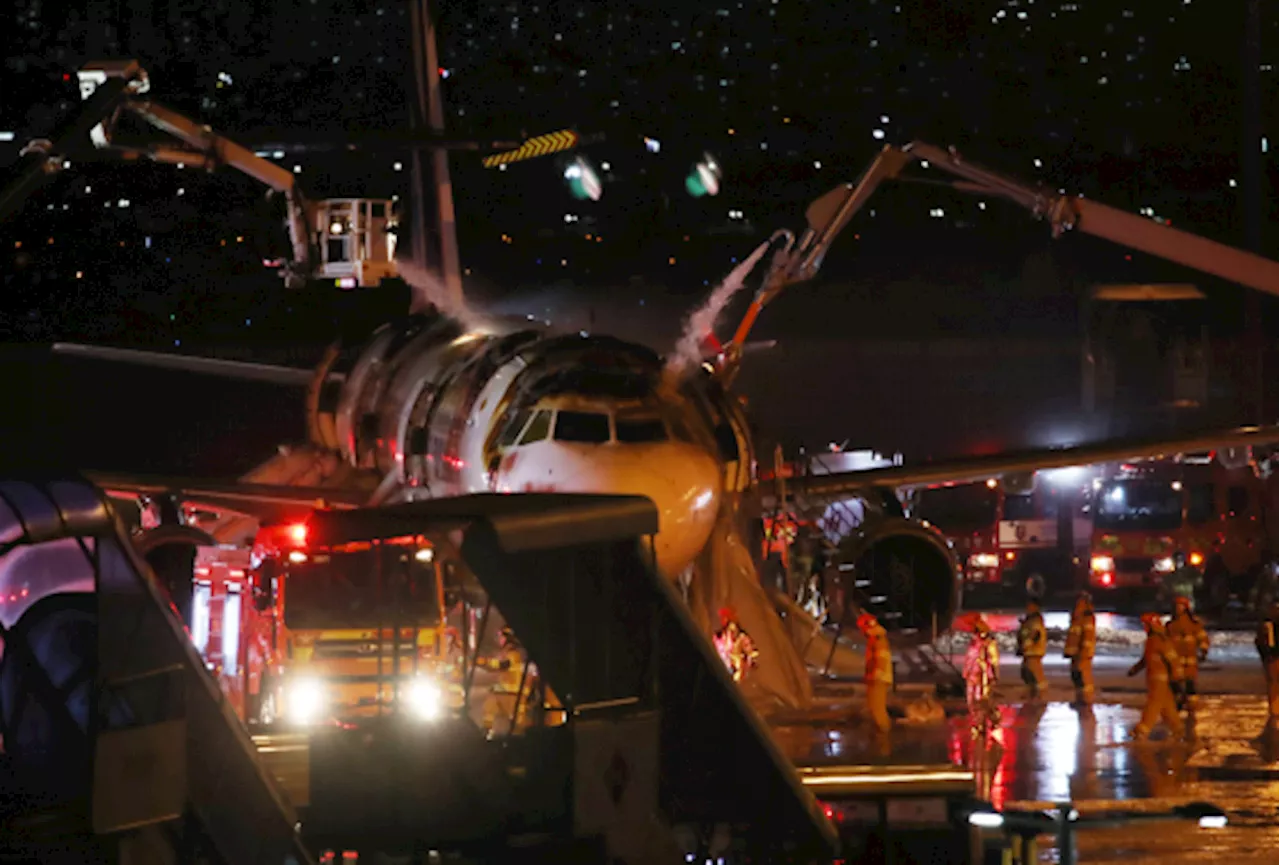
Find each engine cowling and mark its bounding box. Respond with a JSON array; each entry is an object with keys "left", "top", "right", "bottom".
[{"left": 833, "top": 517, "right": 959, "bottom": 639}]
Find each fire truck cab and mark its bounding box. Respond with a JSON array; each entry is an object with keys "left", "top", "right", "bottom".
[
  {"left": 190, "top": 521, "right": 457, "bottom": 729},
  {"left": 246, "top": 521, "right": 454, "bottom": 727},
  {"left": 911, "top": 471, "right": 1094, "bottom": 603},
  {"left": 1087, "top": 455, "right": 1277, "bottom": 608}
]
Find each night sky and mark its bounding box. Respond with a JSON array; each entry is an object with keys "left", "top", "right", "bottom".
[{"left": 0, "top": 0, "right": 1276, "bottom": 474}]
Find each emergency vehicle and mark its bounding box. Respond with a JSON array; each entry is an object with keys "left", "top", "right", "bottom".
[
  {"left": 910, "top": 472, "right": 1094, "bottom": 602},
  {"left": 193, "top": 521, "right": 456, "bottom": 728},
  {"left": 1087, "top": 454, "right": 1277, "bottom": 608}
]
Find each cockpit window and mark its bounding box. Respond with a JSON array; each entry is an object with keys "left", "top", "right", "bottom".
[
  {"left": 518, "top": 410, "right": 553, "bottom": 445},
  {"left": 497, "top": 409, "right": 532, "bottom": 448},
  {"left": 553, "top": 411, "right": 612, "bottom": 443},
  {"left": 615, "top": 415, "right": 668, "bottom": 443}
]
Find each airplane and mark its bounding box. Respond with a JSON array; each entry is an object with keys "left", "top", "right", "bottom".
[{"left": 20, "top": 26, "right": 1279, "bottom": 713}]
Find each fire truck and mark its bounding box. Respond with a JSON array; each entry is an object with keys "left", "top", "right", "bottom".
[
  {"left": 191, "top": 521, "right": 458, "bottom": 728},
  {"left": 909, "top": 470, "right": 1096, "bottom": 603},
  {"left": 1087, "top": 454, "right": 1278, "bottom": 609}
]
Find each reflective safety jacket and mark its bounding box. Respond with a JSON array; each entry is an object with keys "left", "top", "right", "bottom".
[
  {"left": 964, "top": 634, "right": 1000, "bottom": 697},
  {"left": 714, "top": 621, "right": 759, "bottom": 683},
  {"left": 1257, "top": 616, "right": 1278, "bottom": 661},
  {"left": 864, "top": 623, "right": 894, "bottom": 687},
  {"left": 1131, "top": 630, "right": 1182, "bottom": 686},
  {"left": 1018, "top": 612, "right": 1047, "bottom": 658},
  {"left": 1166, "top": 612, "right": 1209, "bottom": 669},
  {"left": 1064, "top": 611, "right": 1097, "bottom": 660}
]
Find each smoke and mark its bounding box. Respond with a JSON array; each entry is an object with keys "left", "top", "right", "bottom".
[
  {"left": 664, "top": 240, "right": 772, "bottom": 382},
  {"left": 397, "top": 257, "right": 490, "bottom": 332}
]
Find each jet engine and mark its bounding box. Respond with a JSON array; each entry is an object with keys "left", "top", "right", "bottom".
[{"left": 831, "top": 516, "right": 959, "bottom": 639}]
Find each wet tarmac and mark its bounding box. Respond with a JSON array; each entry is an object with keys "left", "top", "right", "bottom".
[{"left": 773, "top": 694, "right": 1278, "bottom": 863}]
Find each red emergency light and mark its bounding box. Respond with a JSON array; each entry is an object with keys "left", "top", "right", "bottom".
[
  {"left": 1099, "top": 572, "right": 1114, "bottom": 587},
  {"left": 288, "top": 523, "right": 308, "bottom": 547}
]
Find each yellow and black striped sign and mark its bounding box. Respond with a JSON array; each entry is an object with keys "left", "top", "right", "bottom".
[{"left": 482, "top": 129, "right": 580, "bottom": 168}]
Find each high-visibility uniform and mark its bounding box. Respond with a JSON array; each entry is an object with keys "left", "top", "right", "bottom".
[
  {"left": 713, "top": 621, "right": 759, "bottom": 683},
  {"left": 1257, "top": 613, "right": 1278, "bottom": 720},
  {"left": 964, "top": 632, "right": 1001, "bottom": 737},
  {"left": 1130, "top": 627, "right": 1184, "bottom": 741},
  {"left": 864, "top": 623, "right": 894, "bottom": 733},
  {"left": 1166, "top": 611, "right": 1209, "bottom": 711},
  {"left": 1017, "top": 611, "right": 1048, "bottom": 699},
  {"left": 1064, "top": 609, "right": 1097, "bottom": 704}
]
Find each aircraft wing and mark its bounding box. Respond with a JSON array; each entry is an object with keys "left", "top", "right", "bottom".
[
  {"left": 796, "top": 424, "right": 1279, "bottom": 499},
  {"left": 52, "top": 343, "right": 344, "bottom": 386},
  {"left": 87, "top": 470, "right": 372, "bottom": 525}
]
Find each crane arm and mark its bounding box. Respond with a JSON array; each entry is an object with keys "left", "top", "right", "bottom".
[
  {"left": 902, "top": 141, "right": 1278, "bottom": 296},
  {"left": 114, "top": 98, "right": 313, "bottom": 284},
  {"left": 717, "top": 140, "right": 1278, "bottom": 383}
]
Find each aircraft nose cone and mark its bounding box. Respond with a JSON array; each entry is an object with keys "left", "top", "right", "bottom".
[
  {"left": 493, "top": 440, "right": 722, "bottom": 578},
  {"left": 634, "top": 443, "right": 723, "bottom": 578}
]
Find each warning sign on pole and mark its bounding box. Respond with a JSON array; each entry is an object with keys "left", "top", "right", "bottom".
[{"left": 482, "top": 129, "right": 580, "bottom": 168}]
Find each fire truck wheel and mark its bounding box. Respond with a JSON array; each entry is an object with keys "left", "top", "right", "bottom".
[{"left": 1025, "top": 573, "right": 1047, "bottom": 601}]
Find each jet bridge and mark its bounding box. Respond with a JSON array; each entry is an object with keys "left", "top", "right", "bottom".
[
  {"left": 289, "top": 493, "right": 838, "bottom": 863},
  {"left": 0, "top": 476, "right": 312, "bottom": 865}
]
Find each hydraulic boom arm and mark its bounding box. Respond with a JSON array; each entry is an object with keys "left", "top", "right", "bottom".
[
  {"left": 719, "top": 140, "right": 1279, "bottom": 382},
  {"left": 75, "top": 62, "right": 315, "bottom": 287}
]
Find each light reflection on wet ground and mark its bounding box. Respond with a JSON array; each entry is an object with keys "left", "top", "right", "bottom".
[{"left": 773, "top": 695, "right": 1278, "bottom": 863}]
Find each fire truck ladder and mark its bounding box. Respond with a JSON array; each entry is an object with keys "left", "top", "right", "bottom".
[{"left": 0, "top": 476, "right": 313, "bottom": 865}]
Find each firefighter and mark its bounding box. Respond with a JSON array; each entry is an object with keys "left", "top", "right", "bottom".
[
  {"left": 713, "top": 607, "right": 759, "bottom": 683},
  {"left": 1016, "top": 599, "right": 1048, "bottom": 700},
  {"left": 1166, "top": 594, "right": 1209, "bottom": 715},
  {"left": 482, "top": 626, "right": 528, "bottom": 734},
  {"left": 857, "top": 611, "right": 893, "bottom": 733},
  {"left": 1064, "top": 591, "right": 1098, "bottom": 705},
  {"left": 1162, "top": 551, "right": 1202, "bottom": 609},
  {"left": 1257, "top": 601, "right": 1279, "bottom": 721},
  {"left": 963, "top": 614, "right": 1001, "bottom": 738},
  {"left": 1127, "top": 612, "right": 1184, "bottom": 741}
]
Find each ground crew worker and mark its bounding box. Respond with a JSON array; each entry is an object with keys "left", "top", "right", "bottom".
[
  {"left": 1016, "top": 600, "right": 1048, "bottom": 700},
  {"left": 1257, "top": 601, "right": 1279, "bottom": 721},
  {"left": 963, "top": 614, "right": 1001, "bottom": 738},
  {"left": 857, "top": 611, "right": 893, "bottom": 733},
  {"left": 1166, "top": 595, "right": 1209, "bottom": 714},
  {"left": 713, "top": 607, "right": 759, "bottom": 683},
  {"left": 1128, "top": 612, "right": 1184, "bottom": 741},
  {"left": 1064, "top": 591, "right": 1098, "bottom": 705}
]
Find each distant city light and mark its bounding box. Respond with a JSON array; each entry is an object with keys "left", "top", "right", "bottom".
[
  {"left": 872, "top": 129, "right": 886, "bottom": 140},
  {"left": 293, "top": 164, "right": 302, "bottom": 173},
  {"left": 1033, "top": 158, "right": 1043, "bottom": 168},
  {"left": 1229, "top": 178, "right": 1238, "bottom": 187},
  {"left": 393, "top": 161, "right": 403, "bottom": 171},
  {"left": 0, "top": 131, "right": 14, "bottom": 142},
  {"left": 814, "top": 160, "right": 822, "bottom": 169},
  {"left": 880, "top": 115, "right": 890, "bottom": 123},
  {"left": 643, "top": 136, "right": 661, "bottom": 153}
]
